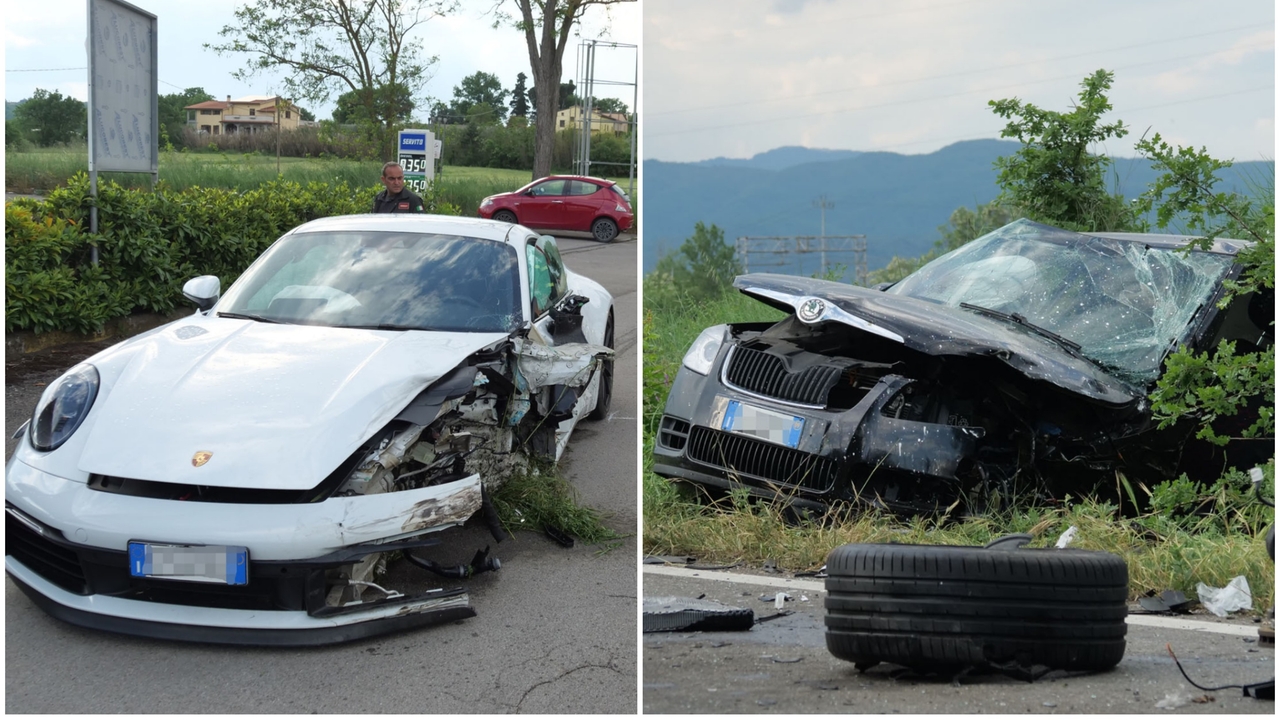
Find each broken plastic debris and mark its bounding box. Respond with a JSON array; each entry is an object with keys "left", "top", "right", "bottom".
[
  {"left": 1155, "top": 692, "right": 1192, "bottom": 710},
  {"left": 642, "top": 597, "right": 754, "bottom": 633},
  {"left": 774, "top": 592, "right": 789, "bottom": 610},
  {"left": 1138, "top": 589, "right": 1194, "bottom": 614},
  {"left": 1055, "top": 525, "right": 1078, "bottom": 549},
  {"left": 1197, "top": 575, "right": 1252, "bottom": 617}
]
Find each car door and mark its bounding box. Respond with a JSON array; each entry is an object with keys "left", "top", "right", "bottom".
[
  {"left": 560, "top": 180, "right": 603, "bottom": 231},
  {"left": 519, "top": 178, "right": 567, "bottom": 228}
]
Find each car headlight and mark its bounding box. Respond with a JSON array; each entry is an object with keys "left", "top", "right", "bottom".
[
  {"left": 682, "top": 325, "right": 727, "bottom": 376},
  {"left": 481, "top": 197, "right": 494, "bottom": 208},
  {"left": 30, "top": 363, "right": 99, "bottom": 451}
]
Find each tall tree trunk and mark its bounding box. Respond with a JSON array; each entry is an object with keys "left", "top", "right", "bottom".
[{"left": 521, "top": 0, "right": 572, "bottom": 180}]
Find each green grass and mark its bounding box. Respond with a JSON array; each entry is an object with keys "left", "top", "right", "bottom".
[
  {"left": 6, "top": 145, "right": 637, "bottom": 219},
  {"left": 491, "top": 465, "right": 624, "bottom": 547},
  {"left": 643, "top": 284, "right": 1275, "bottom": 609}
]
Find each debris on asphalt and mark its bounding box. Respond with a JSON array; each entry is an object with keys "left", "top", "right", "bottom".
[
  {"left": 762, "top": 559, "right": 779, "bottom": 574},
  {"left": 1197, "top": 576, "right": 1252, "bottom": 617},
  {"left": 545, "top": 524, "right": 575, "bottom": 548},
  {"left": 756, "top": 611, "right": 793, "bottom": 623},
  {"left": 770, "top": 656, "right": 802, "bottom": 663},
  {"left": 1138, "top": 589, "right": 1195, "bottom": 614},
  {"left": 1190, "top": 694, "right": 1215, "bottom": 704},
  {"left": 1155, "top": 692, "right": 1192, "bottom": 709},
  {"left": 642, "top": 597, "right": 754, "bottom": 633}
]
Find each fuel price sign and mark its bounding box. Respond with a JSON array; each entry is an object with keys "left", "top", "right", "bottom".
[{"left": 397, "top": 129, "right": 436, "bottom": 192}]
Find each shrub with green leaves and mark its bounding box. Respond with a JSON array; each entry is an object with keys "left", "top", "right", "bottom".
[{"left": 5, "top": 171, "right": 461, "bottom": 334}]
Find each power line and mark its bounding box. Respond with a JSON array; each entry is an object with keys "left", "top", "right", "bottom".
[
  {"left": 6, "top": 67, "right": 88, "bottom": 72},
  {"left": 648, "top": 40, "right": 1275, "bottom": 139}
]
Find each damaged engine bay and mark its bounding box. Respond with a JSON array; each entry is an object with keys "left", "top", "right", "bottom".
[{"left": 654, "top": 220, "right": 1273, "bottom": 515}]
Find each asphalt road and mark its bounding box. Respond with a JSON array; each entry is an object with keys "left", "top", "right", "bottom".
[
  {"left": 642, "top": 566, "right": 1275, "bottom": 714},
  {"left": 4, "top": 233, "right": 640, "bottom": 714}
]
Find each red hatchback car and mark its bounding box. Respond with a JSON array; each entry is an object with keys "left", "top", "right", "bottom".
[{"left": 478, "top": 175, "right": 634, "bottom": 243}]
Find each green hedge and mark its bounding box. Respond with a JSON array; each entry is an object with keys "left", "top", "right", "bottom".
[{"left": 5, "top": 172, "right": 461, "bottom": 334}]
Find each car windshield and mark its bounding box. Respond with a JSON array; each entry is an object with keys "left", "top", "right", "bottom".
[
  {"left": 886, "top": 219, "right": 1235, "bottom": 385},
  {"left": 218, "top": 231, "right": 522, "bottom": 333}
]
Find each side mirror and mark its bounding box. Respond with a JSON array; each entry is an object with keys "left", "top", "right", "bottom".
[{"left": 183, "top": 275, "right": 221, "bottom": 312}]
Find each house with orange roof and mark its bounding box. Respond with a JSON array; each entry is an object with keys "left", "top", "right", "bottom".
[{"left": 184, "top": 95, "right": 306, "bottom": 136}]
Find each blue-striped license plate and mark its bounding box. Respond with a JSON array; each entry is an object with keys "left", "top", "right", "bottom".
[
  {"left": 719, "top": 399, "right": 806, "bottom": 449},
  {"left": 128, "top": 542, "right": 249, "bottom": 585}
]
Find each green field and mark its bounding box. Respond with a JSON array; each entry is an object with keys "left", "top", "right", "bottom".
[
  {"left": 5, "top": 146, "right": 637, "bottom": 218},
  {"left": 642, "top": 286, "right": 1274, "bottom": 607}
]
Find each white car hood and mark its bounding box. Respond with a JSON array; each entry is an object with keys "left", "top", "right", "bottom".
[{"left": 79, "top": 318, "right": 509, "bottom": 490}]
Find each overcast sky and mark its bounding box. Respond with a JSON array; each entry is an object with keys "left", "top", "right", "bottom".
[
  {"left": 4, "top": 0, "right": 639, "bottom": 120},
  {"left": 644, "top": 0, "right": 1274, "bottom": 163}
]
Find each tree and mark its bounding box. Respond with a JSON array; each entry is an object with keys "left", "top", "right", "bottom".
[
  {"left": 332, "top": 83, "right": 415, "bottom": 125},
  {"left": 1137, "top": 135, "right": 1274, "bottom": 447},
  {"left": 592, "top": 96, "right": 627, "bottom": 115},
  {"left": 299, "top": 107, "right": 316, "bottom": 122},
  {"left": 157, "top": 87, "right": 213, "bottom": 149},
  {"left": 510, "top": 72, "right": 530, "bottom": 117},
  {"left": 989, "top": 69, "right": 1136, "bottom": 232},
  {"left": 498, "top": 0, "right": 634, "bottom": 179},
  {"left": 450, "top": 71, "right": 508, "bottom": 124},
  {"left": 208, "top": 0, "right": 452, "bottom": 158},
  {"left": 14, "top": 89, "right": 87, "bottom": 146},
  {"left": 649, "top": 222, "right": 742, "bottom": 303}
]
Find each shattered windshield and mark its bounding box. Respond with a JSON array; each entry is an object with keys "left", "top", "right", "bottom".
[
  {"left": 219, "top": 231, "right": 522, "bottom": 332},
  {"left": 887, "top": 219, "right": 1235, "bottom": 385}
]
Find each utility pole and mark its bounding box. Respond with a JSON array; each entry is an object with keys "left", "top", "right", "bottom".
[{"left": 813, "top": 195, "right": 834, "bottom": 276}]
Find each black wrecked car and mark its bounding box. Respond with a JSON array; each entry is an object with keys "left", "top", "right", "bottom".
[{"left": 653, "top": 219, "right": 1272, "bottom": 514}]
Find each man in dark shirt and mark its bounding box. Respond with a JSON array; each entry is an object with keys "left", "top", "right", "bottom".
[{"left": 371, "top": 161, "right": 425, "bottom": 213}]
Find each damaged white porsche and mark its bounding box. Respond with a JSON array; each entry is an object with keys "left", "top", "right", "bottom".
[{"left": 5, "top": 214, "right": 614, "bottom": 645}]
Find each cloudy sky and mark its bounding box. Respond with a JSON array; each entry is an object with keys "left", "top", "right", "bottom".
[
  {"left": 4, "top": 0, "right": 639, "bottom": 120},
  {"left": 644, "top": 0, "right": 1274, "bottom": 163}
]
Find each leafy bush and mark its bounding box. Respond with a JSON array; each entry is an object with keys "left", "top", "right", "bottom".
[{"left": 5, "top": 172, "right": 460, "bottom": 334}]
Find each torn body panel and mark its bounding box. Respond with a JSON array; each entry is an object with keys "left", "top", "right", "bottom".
[{"left": 656, "top": 221, "right": 1269, "bottom": 514}]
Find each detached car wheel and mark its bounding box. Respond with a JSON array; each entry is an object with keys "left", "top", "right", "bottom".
[
  {"left": 824, "top": 542, "right": 1128, "bottom": 673},
  {"left": 493, "top": 210, "right": 517, "bottom": 224},
  {"left": 588, "top": 312, "right": 614, "bottom": 421},
  {"left": 592, "top": 217, "right": 618, "bottom": 243}
]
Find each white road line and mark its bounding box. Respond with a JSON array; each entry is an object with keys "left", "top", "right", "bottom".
[{"left": 642, "top": 565, "right": 1264, "bottom": 638}]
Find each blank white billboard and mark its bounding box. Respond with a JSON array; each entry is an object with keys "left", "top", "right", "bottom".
[{"left": 88, "top": 0, "right": 157, "bottom": 173}]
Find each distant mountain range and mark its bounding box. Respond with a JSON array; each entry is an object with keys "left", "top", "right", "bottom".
[
  {"left": 642, "top": 139, "right": 1273, "bottom": 277},
  {"left": 689, "top": 146, "right": 864, "bottom": 171}
]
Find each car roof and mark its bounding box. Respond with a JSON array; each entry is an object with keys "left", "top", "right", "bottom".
[
  {"left": 1083, "top": 230, "right": 1252, "bottom": 256},
  {"left": 287, "top": 213, "right": 525, "bottom": 244},
  {"left": 541, "top": 174, "right": 615, "bottom": 185}
]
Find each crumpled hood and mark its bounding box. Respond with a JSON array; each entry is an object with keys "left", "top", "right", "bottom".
[
  {"left": 735, "top": 274, "right": 1140, "bottom": 407},
  {"left": 79, "top": 317, "right": 509, "bottom": 490}
]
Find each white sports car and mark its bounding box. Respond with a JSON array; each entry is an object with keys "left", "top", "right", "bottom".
[{"left": 5, "top": 214, "right": 615, "bottom": 645}]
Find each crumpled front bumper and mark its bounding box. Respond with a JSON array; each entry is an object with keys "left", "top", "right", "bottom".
[{"left": 5, "top": 456, "right": 485, "bottom": 646}]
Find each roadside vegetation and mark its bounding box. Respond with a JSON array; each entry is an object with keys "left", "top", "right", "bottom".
[{"left": 643, "top": 70, "right": 1275, "bottom": 609}]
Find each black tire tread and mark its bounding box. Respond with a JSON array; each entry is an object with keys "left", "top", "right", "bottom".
[{"left": 822, "top": 542, "right": 1128, "bottom": 673}]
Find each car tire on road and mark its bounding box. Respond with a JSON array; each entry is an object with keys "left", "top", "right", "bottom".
[
  {"left": 588, "top": 312, "right": 614, "bottom": 421},
  {"left": 592, "top": 217, "right": 618, "bottom": 243},
  {"left": 493, "top": 210, "right": 517, "bottom": 224},
  {"left": 823, "top": 542, "right": 1128, "bottom": 674}
]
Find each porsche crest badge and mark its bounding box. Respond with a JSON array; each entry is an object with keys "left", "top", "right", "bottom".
[{"left": 192, "top": 451, "right": 213, "bottom": 467}]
